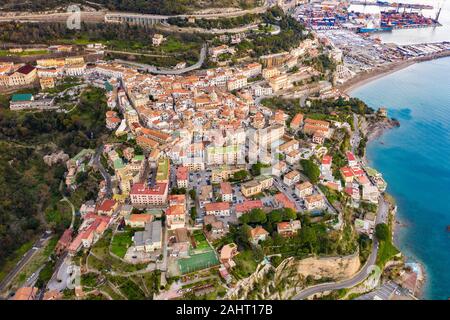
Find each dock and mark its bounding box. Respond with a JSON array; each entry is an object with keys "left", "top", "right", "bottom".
[{"left": 350, "top": 1, "right": 433, "bottom": 10}]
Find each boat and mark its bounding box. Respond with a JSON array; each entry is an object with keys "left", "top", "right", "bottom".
[
  {"left": 447, "top": 225, "right": 450, "bottom": 232},
  {"left": 357, "top": 27, "right": 393, "bottom": 33}
]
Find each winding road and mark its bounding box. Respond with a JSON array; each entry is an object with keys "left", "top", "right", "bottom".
[
  {"left": 60, "top": 197, "right": 76, "bottom": 229},
  {"left": 351, "top": 114, "right": 362, "bottom": 154},
  {"left": 114, "top": 44, "right": 207, "bottom": 75},
  {"left": 0, "top": 231, "right": 52, "bottom": 293},
  {"left": 292, "top": 197, "right": 389, "bottom": 300}
]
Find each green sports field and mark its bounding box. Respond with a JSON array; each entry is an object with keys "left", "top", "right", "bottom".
[{"left": 178, "top": 251, "right": 219, "bottom": 274}]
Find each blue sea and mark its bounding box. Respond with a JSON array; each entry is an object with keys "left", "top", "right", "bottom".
[{"left": 350, "top": 56, "right": 450, "bottom": 300}]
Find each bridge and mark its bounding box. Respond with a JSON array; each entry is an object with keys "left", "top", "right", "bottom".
[
  {"left": 0, "top": 4, "right": 272, "bottom": 27},
  {"left": 104, "top": 13, "right": 169, "bottom": 26}
]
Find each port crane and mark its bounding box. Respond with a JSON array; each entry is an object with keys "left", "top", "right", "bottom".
[{"left": 435, "top": 0, "right": 445, "bottom": 22}]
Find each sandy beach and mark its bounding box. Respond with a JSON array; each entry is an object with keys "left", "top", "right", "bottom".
[
  {"left": 339, "top": 60, "right": 416, "bottom": 94},
  {"left": 339, "top": 50, "right": 450, "bottom": 94}
]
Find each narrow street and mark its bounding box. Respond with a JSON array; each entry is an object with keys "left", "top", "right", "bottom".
[
  {"left": 351, "top": 114, "right": 361, "bottom": 154},
  {"left": 93, "top": 145, "right": 112, "bottom": 198}
]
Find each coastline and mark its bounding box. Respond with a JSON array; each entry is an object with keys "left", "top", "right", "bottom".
[
  {"left": 364, "top": 125, "right": 427, "bottom": 300},
  {"left": 340, "top": 50, "right": 450, "bottom": 94},
  {"left": 346, "top": 56, "right": 449, "bottom": 300},
  {"left": 340, "top": 60, "right": 416, "bottom": 94}
]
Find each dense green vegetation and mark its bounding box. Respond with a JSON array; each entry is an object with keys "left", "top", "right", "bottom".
[
  {"left": 375, "top": 223, "right": 389, "bottom": 241},
  {"left": 376, "top": 222, "right": 400, "bottom": 267},
  {"left": 319, "top": 184, "right": 343, "bottom": 205},
  {"left": 0, "top": 22, "right": 207, "bottom": 67},
  {"left": 238, "top": 208, "right": 297, "bottom": 228},
  {"left": 81, "top": 272, "right": 100, "bottom": 288},
  {"left": 36, "top": 256, "right": 57, "bottom": 288},
  {"left": 250, "top": 162, "right": 270, "bottom": 176},
  {"left": 377, "top": 235, "right": 400, "bottom": 268},
  {"left": 306, "top": 53, "right": 336, "bottom": 74},
  {"left": 226, "top": 7, "right": 308, "bottom": 58},
  {"left": 356, "top": 135, "right": 368, "bottom": 157},
  {"left": 190, "top": 207, "right": 197, "bottom": 221},
  {"left": 300, "top": 159, "right": 320, "bottom": 184},
  {"left": 168, "top": 13, "right": 259, "bottom": 29},
  {"left": 262, "top": 96, "right": 373, "bottom": 120},
  {"left": 229, "top": 169, "right": 249, "bottom": 182},
  {"left": 111, "top": 229, "right": 134, "bottom": 258},
  {"left": 232, "top": 249, "right": 262, "bottom": 278},
  {"left": 358, "top": 233, "right": 372, "bottom": 264},
  {"left": 216, "top": 207, "right": 357, "bottom": 263},
  {"left": 0, "top": 87, "right": 108, "bottom": 272},
  {"left": 88, "top": 230, "right": 148, "bottom": 273},
  {"left": 0, "top": 0, "right": 260, "bottom": 15},
  {"left": 238, "top": 208, "right": 267, "bottom": 224}
]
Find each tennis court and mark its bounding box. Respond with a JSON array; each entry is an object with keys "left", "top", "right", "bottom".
[{"left": 178, "top": 250, "right": 219, "bottom": 274}]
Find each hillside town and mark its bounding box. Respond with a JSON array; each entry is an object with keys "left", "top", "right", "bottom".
[{"left": 0, "top": 2, "right": 433, "bottom": 302}]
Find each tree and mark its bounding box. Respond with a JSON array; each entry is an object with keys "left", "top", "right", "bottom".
[
  {"left": 249, "top": 208, "right": 267, "bottom": 224},
  {"left": 298, "top": 225, "right": 319, "bottom": 254},
  {"left": 268, "top": 210, "right": 283, "bottom": 224},
  {"left": 251, "top": 162, "right": 269, "bottom": 176},
  {"left": 375, "top": 223, "right": 389, "bottom": 241},
  {"left": 189, "top": 189, "right": 197, "bottom": 200},
  {"left": 170, "top": 187, "right": 186, "bottom": 195},
  {"left": 75, "top": 171, "right": 88, "bottom": 184},
  {"left": 205, "top": 224, "right": 212, "bottom": 232},
  {"left": 282, "top": 208, "right": 297, "bottom": 221},
  {"left": 239, "top": 213, "right": 250, "bottom": 224},
  {"left": 300, "top": 159, "right": 320, "bottom": 184},
  {"left": 231, "top": 170, "right": 249, "bottom": 182},
  {"left": 234, "top": 224, "right": 252, "bottom": 249},
  {"left": 239, "top": 208, "right": 267, "bottom": 224},
  {"left": 190, "top": 207, "right": 197, "bottom": 221}
]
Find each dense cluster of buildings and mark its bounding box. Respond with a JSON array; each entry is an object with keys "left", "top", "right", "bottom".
[
  {"left": 3, "top": 21, "right": 400, "bottom": 299},
  {"left": 0, "top": 54, "right": 87, "bottom": 91}
]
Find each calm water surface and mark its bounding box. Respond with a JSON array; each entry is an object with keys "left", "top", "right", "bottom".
[{"left": 351, "top": 56, "right": 450, "bottom": 300}]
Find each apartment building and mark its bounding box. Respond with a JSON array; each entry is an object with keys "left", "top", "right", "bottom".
[
  {"left": 241, "top": 175, "right": 273, "bottom": 198},
  {"left": 130, "top": 182, "right": 168, "bottom": 207}
]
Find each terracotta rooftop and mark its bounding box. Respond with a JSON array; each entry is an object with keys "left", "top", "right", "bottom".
[{"left": 204, "top": 202, "right": 230, "bottom": 212}]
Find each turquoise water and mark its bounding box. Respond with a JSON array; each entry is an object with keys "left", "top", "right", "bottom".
[{"left": 350, "top": 57, "right": 450, "bottom": 300}]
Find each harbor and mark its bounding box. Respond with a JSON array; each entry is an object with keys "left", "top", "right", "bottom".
[{"left": 294, "top": 0, "right": 443, "bottom": 32}]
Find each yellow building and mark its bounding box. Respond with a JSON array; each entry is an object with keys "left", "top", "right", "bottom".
[
  {"left": 65, "top": 56, "right": 85, "bottom": 66},
  {"left": 211, "top": 165, "right": 246, "bottom": 183},
  {"left": 227, "top": 75, "right": 247, "bottom": 91},
  {"left": 40, "top": 77, "right": 55, "bottom": 90},
  {"left": 241, "top": 175, "right": 273, "bottom": 198},
  {"left": 262, "top": 67, "right": 280, "bottom": 80},
  {"left": 269, "top": 74, "right": 290, "bottom": 92},
  {"left": 7, "top": 65, "right": 37, "bottom": 87},
  {"left": 37, "top": 58, "right": 65, "bottom": 68}
]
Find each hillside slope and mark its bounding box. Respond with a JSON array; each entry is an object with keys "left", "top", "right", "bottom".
[{"left": 0, "top": 0, "right": 261, "bottom": 15}]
